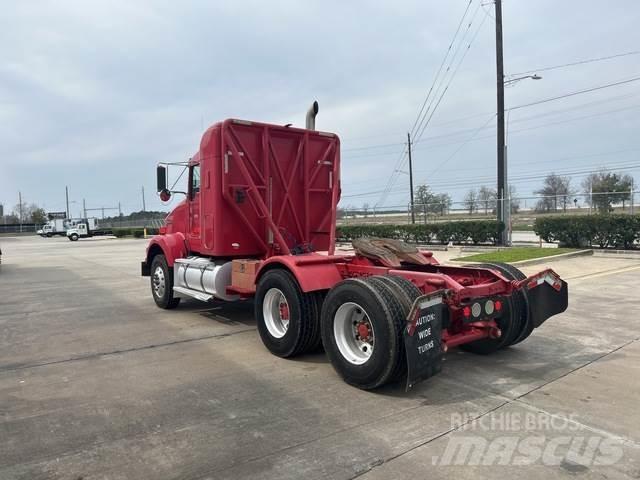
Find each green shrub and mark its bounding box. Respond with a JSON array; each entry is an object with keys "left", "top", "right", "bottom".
[
  {"left": 336, "top": 221, "right": 503, "bottom": 245},
  {"left": 534, "top": 215, "right": 640, "bottom": 249},
  {"left": 132, "top": 229, "right": 144, "bottom": 238},
  {"left": 112, "top": 228, "right": 130, "bottom": 238}
]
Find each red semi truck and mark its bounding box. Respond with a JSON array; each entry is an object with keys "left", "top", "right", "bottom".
[{"left": 142, "top": 102, "right": 568, "bottom": 390}]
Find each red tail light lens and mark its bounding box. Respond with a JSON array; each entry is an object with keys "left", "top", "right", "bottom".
[
  {"left": 463, "top": 306, "right": 471, "bottom": 318},
  {"left": 495, "top": 300, "right": 503, "bottom": 312}
]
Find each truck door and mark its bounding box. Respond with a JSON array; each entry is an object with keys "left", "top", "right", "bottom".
[{"left": 188, "top": 163, "right": 202, "bottom": 251}]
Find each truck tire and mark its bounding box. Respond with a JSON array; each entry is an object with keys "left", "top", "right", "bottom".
[
  {"left": 366, "top": 276, "right": 414, "bottom": 381},
  {"left": 460, "top": 262, "right": 529, "bottom": 354},
  {"left": 255, "top": 269, "right": 321, "bottom": 358},
  {"left": 69, "top": 233, "right": 79, "bottom": 241},
  {"left": 320, "top": 278, "right": 406, "bottom": 389},
  {"left": 150, "top": 254, "right": 181, "bottom": 309},
  {"left": 46, "top": 233, "right": 52, "bottom": 238},
  {"left": 383, "top": 275, "right": 422, "bottom": 308},
  {"left": 481, "top": 262, "right": 532, "bottom": 345}
]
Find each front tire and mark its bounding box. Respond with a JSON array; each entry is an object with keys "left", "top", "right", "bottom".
[
  {"left": 69, "top": 233, "right": 79, "bottom": 241},
  {"left": 150, "top": 254, "right": 181, "bottom": 309},
  {"left": 255, "top": 269, "right": 321, "bottom": 358}
]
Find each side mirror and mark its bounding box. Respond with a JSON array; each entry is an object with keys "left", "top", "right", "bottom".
[
  {"left": 157, "top": 165, "right": 168, "bottom": 193},
  {"left": 160, "top": 189, "right": 171, "bottom": 202}
]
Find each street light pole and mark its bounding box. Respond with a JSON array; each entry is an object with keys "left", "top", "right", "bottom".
[
  {"left": 495, "top": 0, "right": 507, "bottom": 245},
  {"left": 65, "top": 186, "right": 70, "bottom": 219}
]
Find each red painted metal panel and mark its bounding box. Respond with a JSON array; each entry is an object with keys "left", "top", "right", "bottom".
[{"left": 189, "top": 119, "right": 340, "bottom": 258}]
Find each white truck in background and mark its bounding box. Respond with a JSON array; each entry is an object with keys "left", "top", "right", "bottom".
[
  {"left": 37, "top": 213, "right": 69, "bottom": 237},
  {"left": 66, "top": 218, "right": 113, "bottom": 241}
]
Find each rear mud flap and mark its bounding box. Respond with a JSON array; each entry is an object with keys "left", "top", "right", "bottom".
[
  {"left": 521, "top": 270, "right": 568, "bottom": 328},
  {"left": 404, "top": 290, "right": 449, "bottom": 390}
]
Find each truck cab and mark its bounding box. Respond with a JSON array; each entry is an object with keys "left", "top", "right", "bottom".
[{"left": 67, "top": 218, "right": 105, "bottom": 241}]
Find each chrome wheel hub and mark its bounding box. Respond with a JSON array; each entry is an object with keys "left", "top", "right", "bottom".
[{"left": 152, "top": 266, "right": 166, "bottom": 298}]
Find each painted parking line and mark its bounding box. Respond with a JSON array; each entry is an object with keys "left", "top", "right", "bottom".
[{"left": 567, "top": 264, "right": 640, "bottom": 282}]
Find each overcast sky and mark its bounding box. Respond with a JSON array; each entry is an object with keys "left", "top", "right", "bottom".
[{"left": 1, "top": 0, "right": 639, "bottom": 216}]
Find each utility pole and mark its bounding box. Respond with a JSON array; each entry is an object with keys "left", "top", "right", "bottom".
[
  {"left": 495, "top": 0, "right": 507, "bottom": 245},
  {"left": 65, "top": 186, "right": 70, "bottom": 219},
  {"left": 83, "top": 198, "right": 87, "bottom": 218},
  {"left": 19, "top": 191, "right": 23, "bottom": 232},
  {"left": 141, "top": 186, "right": 146, "bottom": 212},
  {"left": 118, "top": 202, "right": 122, "bottom": 217},
  {"left": 407, "top": 132, "right": 415, "bottom": 224},
  {"left": 101, "top": 207, "right": 105, "bottom": 219}
]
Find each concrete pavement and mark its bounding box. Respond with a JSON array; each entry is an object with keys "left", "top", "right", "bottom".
[{"left": 0, "top": 235, "right": 639, "bottom": 479}]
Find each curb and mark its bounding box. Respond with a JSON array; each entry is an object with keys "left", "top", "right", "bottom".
[
  {"left": 592, "top": 249, "right": 640, "bottom": 259},
  {"left": 450, "top": 249, "right": 594, "bottom": 267}
]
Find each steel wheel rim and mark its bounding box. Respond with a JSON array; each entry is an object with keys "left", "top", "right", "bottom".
[
  {"left": 153, "top": 266, "right": 166, "bottom": 298},
  {"left": 263, "top": 288, "right": 290, "bottom": 338},
  {"left": 334, "top": 302, "right": 374, "bottom": 365}
]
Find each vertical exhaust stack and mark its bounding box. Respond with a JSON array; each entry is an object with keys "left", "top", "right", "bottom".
[{"left": 305, "top": 101, "right": 319, "bottom": 130}]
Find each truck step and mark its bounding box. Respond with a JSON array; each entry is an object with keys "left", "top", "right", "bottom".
[{"left": 173, "top": 286, "right": 214, "bottom": 302}]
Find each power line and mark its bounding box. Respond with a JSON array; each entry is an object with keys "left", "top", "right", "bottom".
[
  {"left": 412, "top": 146, "right": 640, "bottom": 175},
  {"left": 508, "top": 75, "right": 640, "bottom": 111},
  {"left": 344, "top": 101, "right": 640, "bottom": 161},
  {"left": 413, "top": 3, "right": 489, "bottom": 145},
  {"left": 409, "top": 0, "right": 474, "bottom": 139},
  {"left": 376, "top": 3, "right": 490, "bottom": 207},
  {"left": 343, "top": 153, "right": 640, "bottom": 198},
  {"left": 342, "top": 92, "right": 639, "bottom": 156},
  {"left": 342, "top": 162, "right": 640, "bottom": 200},
  {"left": 375, "top": 0, "right": 487, "bottom": 207},
  {"left": 425, "top": 113, "right": 496, "bottom": 178},
  {"left": 509, "top": 51, "right": 640, "bottom": 77}
]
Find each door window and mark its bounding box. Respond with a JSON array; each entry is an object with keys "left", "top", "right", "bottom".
[{"left": 190, "top": 164, "right": 201, "bottom": 198}]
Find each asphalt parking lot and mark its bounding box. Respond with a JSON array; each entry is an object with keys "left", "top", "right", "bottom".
[{"left": 1, "top": 235, "right": 639, "bottom": 479}]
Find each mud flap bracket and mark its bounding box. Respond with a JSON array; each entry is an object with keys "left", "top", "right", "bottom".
[{"left": 519, "top": 270, "right": 568, "bottom": 328}]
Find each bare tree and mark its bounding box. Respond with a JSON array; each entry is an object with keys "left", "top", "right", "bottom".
[
  {"left": 12, "top": 200, "right": 46, "bottom": 223},
  {"left": 478, "top": 185, "right": 496, "bottom": 215},
  {"left": 463, "top": 189, "right": 479, "bottom": 215},
  {"left": 534, "top": 173, "right": 573, "bottom": 212},
  {"left": 508, "top": 184, "right": 520, "bottom": 214}
]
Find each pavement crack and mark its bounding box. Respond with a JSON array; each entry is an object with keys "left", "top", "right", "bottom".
[{"left": 0, "top": 328, "right": 256, "bottom": 374}]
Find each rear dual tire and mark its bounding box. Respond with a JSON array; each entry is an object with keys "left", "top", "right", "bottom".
[
  {"left": 255, "top": 269, "right": 322, "bottom": 358},
  {"left": 320, "top": 275, "right": 420, "bottom": 390}
]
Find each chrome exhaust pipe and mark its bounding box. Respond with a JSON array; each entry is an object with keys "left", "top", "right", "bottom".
[{"left": 305, "top": 101, "right": 319, "bottom": 130}]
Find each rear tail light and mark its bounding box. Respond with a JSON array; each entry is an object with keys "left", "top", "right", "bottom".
[
  {"left": 485, "top": 300, "right": 495, "bottom": 315},
  {"left": 463, "top": 306, "right": 471, "bottom": 318},
  {"left": 495, "top": 300, "right": 502, "bottom": 312}
]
